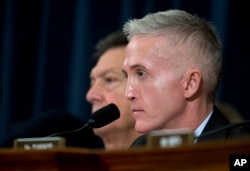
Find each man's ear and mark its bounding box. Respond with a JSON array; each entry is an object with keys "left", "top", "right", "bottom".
[{"left": 183, "top": 69, "right": 202, "bottom": 99}]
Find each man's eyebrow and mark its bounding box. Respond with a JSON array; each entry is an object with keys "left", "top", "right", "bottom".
[
  {"left": 122, "top": 64, "right": 146, "bottom": 77},
  {"left": 90, "top": 68, "right": 123, "bottom": 78},
  {"left": 128, "top": 64, "right": 146, "bottom": 71}
]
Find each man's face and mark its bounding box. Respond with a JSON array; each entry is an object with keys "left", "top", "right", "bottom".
[
  {"left": 123, "top": 36, "right": 186, "bottom": 133},
  {"left": 86, "top": 47, "right": 136, "bottom": 136}
]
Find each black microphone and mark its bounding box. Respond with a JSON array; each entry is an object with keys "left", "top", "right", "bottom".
[
  {"left": 86, "top": 103, "right": 120, "bottom": 128},
  {"left": 47, "top": 103, "right": 120, "bottom": 137}
]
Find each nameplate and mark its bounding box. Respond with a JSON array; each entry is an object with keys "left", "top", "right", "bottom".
[
  {"left": 14, "top": 137, "right": 65, "bottom": 150},
  {"left": 147, "top": 129, "right": 194, "bottom": 148}
]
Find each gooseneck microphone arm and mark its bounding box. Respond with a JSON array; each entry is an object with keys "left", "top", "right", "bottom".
[
  {"left": 46, "top": 103, "right": 120, "bottom": 137},
  {"left": 46, "top": 123, "right": 90, "bottom": 137}
]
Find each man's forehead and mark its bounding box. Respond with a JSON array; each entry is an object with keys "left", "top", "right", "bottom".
[
  {"left": 127, "top": 36, "right": 168, "bottom": 55},
  {"left": 124, "top": 36, "right": 171, "bottom": 66},
  {"left": 90, "top": 67, "right": 123, "bottom": 78}
]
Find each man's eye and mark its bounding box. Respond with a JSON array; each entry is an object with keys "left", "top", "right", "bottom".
[
  {"left": 122, "top": 70, "right": 128, "bottom": 78},
  {"left": 136, "top": 70, "right": 146, "bottom": 78},
  {"left": 104, "top": 77, "right": 116, "bottom": 83}
]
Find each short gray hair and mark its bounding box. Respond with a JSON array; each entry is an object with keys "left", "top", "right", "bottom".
[{"left": 123, "top": 9, "right": 223, "bottom": 102}]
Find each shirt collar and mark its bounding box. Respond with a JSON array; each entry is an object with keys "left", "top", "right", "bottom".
[{"left": 194, "top": 110, "right": 213, "bottom": 138}]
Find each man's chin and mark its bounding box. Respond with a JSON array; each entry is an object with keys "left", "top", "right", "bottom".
[
  {"left": 135, "top": 124, "right": 150, "bottom": 134},
  {"left": 93, "top": 125, "right": 112, "bottom": 136}
]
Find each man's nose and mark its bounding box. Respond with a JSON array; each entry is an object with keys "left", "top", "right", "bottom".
[
  {"left": 86, "top": 82, "right": 104, "bottom": 104},
  {"left": 125, "top": 79, "right": 136, "bottom": 101}
]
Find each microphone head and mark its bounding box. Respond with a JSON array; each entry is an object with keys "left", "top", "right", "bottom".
[{"left": 87, "top": 103, "right": 120, "bottom": 128}]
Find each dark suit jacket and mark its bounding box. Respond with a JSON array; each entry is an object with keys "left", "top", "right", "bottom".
[{"left": 131, "top": 106, "right": 250, "bottom": 148}]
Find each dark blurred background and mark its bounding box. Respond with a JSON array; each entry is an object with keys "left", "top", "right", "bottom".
[{"left": 0, "top": 0, "right": 249, "bottom": 142}]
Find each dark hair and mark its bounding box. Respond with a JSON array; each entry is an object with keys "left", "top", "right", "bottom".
[{"left": 91, "top": 31, "right": 128, "bottom": 65}]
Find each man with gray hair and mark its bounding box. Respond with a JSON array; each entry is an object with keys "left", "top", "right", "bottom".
[{"left": 122, "top": 9, "right": 249, "bottom": 147}]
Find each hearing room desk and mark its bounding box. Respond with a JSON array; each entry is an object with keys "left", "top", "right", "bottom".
[{"left": 0, "top": 139, "right": 250, "bottom": 171}]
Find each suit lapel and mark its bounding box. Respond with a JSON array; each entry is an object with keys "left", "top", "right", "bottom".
[{"left": 198, "top": 106, "right": 231, "bottom": 141}]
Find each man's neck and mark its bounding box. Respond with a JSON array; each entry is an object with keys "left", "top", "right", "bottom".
[{"left": 102, "top": 131, "right": 141, "bottom": 150}]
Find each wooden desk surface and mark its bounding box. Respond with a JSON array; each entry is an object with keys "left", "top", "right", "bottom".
[{"left": 0, "top": 139, "right": 250, "bottom": 171}]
